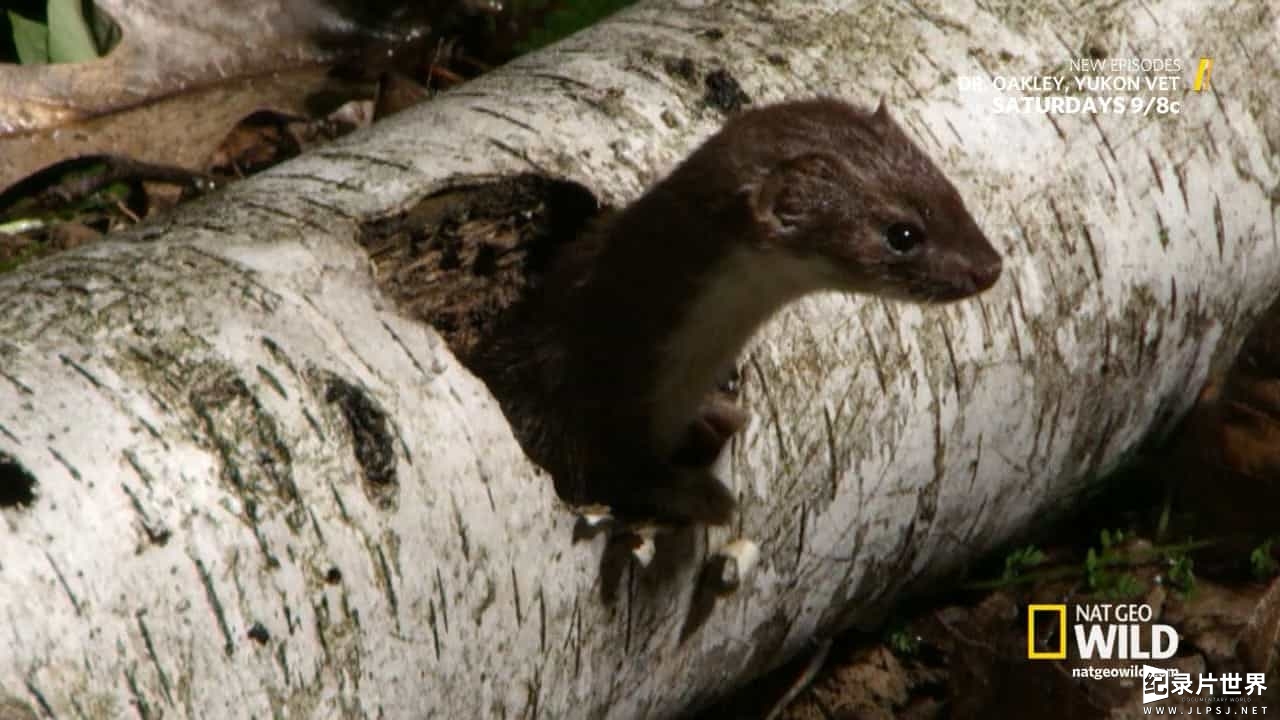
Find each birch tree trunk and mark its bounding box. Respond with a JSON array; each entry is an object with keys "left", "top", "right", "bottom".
[{"left": 2, "top": 1, "right": 1277, "bottom": 718}]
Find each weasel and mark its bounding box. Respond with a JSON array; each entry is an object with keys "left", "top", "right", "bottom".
[{"left": 471, "top": 98, "right": 1002, "bottom": 525}]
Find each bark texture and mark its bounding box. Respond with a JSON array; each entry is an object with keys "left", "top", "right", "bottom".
[{"left": 1, "top": 1, "right": 1278, "bottom": 718}]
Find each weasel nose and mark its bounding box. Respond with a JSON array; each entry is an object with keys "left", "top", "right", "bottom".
[{"left": 971, "top": 254, "right": 1003, "bottom": 292}]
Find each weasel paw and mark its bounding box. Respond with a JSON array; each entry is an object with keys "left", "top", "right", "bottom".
[
  {"left": 671, "top": 392, "right": 751, "bottom": 466},
  {"left": 647, "top": 465, "right": 737, "bottom": 525}
]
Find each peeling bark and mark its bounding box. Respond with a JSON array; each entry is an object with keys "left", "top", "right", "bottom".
[{"left": 1, "top": 1, "right": 1278, "bottom": 718}]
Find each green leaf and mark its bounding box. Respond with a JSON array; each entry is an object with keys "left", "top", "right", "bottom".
[
  {"left": 1104, "top": 573, "right": 1143, "bottom": 600},
  {"left": 47, "top": 0, "right": 100, "bottom": 63},
  {"left": 1001, "top": 545, "right": 1046, "bottom": 581},
  {"left": 7, "top": 10, "right": 50, "bottom": 64},
  {"left": 87, "top": 1, "right": 119, "bottom": 55},
  {"left": 517, "top": 0, "right": 636, "bottom": 53},
  {"left": 1250, "top": 540, "right": 1278, "bottom": 580},
  {"left": 1167, "top": 553, "right": 1195, "bottom": 593}
]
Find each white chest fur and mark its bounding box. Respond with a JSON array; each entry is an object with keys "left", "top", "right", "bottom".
[{"left": 649, "top": 246, "right": 837, "bottom": 454}]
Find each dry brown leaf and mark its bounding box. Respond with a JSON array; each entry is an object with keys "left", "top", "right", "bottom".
[
  {"left": 46, "top": 221, "right": 101, "bottom": 250},
  {"left": 1169, "top": 294, "right": 1280, "bottom": 547},
  {"left": 1163, "top": 580, "right": 1265, "bottom": 668},
  {"left": 0, "top": 0, "right": 457, "bottom": 193},
  {"left": 1238, "top": 576, "right": 1280, "bottom": 676}
]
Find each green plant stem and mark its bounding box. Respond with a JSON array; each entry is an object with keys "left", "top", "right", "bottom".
[{"left": 964, "top": 538, "right": 1219, "bottom": 591}]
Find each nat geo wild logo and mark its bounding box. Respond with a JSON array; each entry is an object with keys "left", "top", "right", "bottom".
[
  {"left": 1028, "top": 603, "right": 1176, "bottom": 661},
  {"left": 1028, "top": 603, "right": 1269, "bottom": 710}
]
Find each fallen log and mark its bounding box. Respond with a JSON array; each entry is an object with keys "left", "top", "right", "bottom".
[{"left": 1, "top": 1, "right": 1276, "bottom": 717}]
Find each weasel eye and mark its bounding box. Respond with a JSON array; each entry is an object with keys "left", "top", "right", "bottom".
[{"left": 885, "top": 222, "right": 926, "bottom": 254}]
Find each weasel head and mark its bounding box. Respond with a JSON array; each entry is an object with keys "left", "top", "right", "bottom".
[{"left": 734, "top": 99, "right": 1003, "bottom": 303}]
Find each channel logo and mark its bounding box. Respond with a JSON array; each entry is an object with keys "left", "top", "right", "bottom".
[
  {"left": 1027, "top": 603, "right": 1177, "bottom": 660},
  {"left": 1026, "top": 604, "right": 1067, "bottom": 659}
]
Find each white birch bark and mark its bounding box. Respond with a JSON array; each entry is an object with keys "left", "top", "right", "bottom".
[{"left": 1, "top": 1, "right": 1277, "bottom": 718}]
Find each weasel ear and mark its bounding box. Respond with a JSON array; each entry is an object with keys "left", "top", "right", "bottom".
[
  {"left": 872, "top": 98, "right": 894, "bottom": 125},
  {"left": 751, "top": 152, "right": 848, "bottom": 235}
]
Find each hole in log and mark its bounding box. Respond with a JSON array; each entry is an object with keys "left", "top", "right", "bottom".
[
  {"left": 357, "top": 174, "right": 599, "bottom": 363},
  {"left": 0, "top": 451, "right": 37, "bottom": 508}
]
